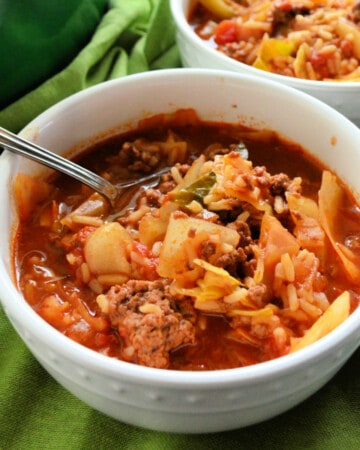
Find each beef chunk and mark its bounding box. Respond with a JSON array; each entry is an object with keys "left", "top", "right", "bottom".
[
  {"left": 269, "top": 173, "right": 291, "bottom": 196},
  {"left": 143, "top": 188, "right": 163, "bottom": 207},
  {"left": 104, "top": 280, "right": 196, "bottom": 368},
  {"left": 215, "top": 248, "right": 248, "bottom": 277},
  {"left": 199, "top": 240, "right": 217, "bottom": 259},
  {"left": 227, "top": 218, "right": 252, "bottom": 247},
  {"left": 272, "top": 2, "right": 311, "bottom": 34},
  {"left": 117, "top": 140, "right": 162, "bottom": 172}
]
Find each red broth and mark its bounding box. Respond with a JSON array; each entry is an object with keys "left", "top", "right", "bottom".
[{"left": 14, "top": 110, "right": 360, "bottom": 370}]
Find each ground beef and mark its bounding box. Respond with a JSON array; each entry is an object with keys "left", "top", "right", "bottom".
[
  {"left": 209, "top": 218, "right": 255, "bottom": 277},
  {"left": 217, "top": 199, "right": 250, "bottom": 223},
  {"left": 269, "top": 173, "right": 291, "bottom": 196},
  {"left": 227, "top": 218, "right": 253, "bottom": 248},
  {"left": 117, "top": 140, "right": 162, "bottom": 172},
  {"left": 272, "top": 3, "right": 311, "bottom": 34},
  {"left": 203, "top": 143, "right": 232, "bottom": 160},
  {"left": 143, "top": 188, "right": 163, "bottom": 207},
  {"left": 247, "top": 283, "right": 268, "bottom": 306},
  {"left": 156, "top": 163, "right": 190, "bottom": 194},
  {"left": 158, "top": 180, "right": 177, "bottom": 193},
  {"left": 104, "top": 280, "right": 196, "bottom": 368},
  {"left": 174, "top": 163, "right": 191, "bottom": 176},
  {"left": 199, "top": 240, "right": 217, "bottom": 259},
  {"left": 214, "top": 248, "right": 248, "bottom": 277},
  {"left": 253, "top": 166, "right": 271, "bottom": 190}
]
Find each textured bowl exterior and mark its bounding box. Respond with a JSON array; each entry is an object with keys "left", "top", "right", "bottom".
[
  {"left": 1, "top": 69, "right": 360, "bottom": 433},
  {"left": 170, "top": 0, "right": 360, "bottom": 127}
]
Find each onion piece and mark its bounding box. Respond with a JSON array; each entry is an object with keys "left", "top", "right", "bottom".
[
  {"left": 318, "top": 170, "right": 360, "bottom": 283},
  {"left": 290, "top": 290, "right": 350, "bottom": 352}
]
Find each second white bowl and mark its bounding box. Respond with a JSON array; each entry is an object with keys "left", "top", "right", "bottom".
[{"left": 170, "top": 0, "right": 360, "bottom": 127}]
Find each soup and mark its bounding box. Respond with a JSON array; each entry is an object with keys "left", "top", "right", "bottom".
[
  {"left": 14, "top": 110, "right": 360, "bottom": 370},
  {"left": 189, "top": 0, "right": 360, "bottom": 81}
]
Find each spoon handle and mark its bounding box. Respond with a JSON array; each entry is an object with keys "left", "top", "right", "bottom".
[{"left": 0, "top": 127, "right": 118, "bottom": 204}]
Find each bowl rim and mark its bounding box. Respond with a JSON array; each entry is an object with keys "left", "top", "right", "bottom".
[
  {"left": 170, "top": 0, "right": 360, "bottom": 90},
  {"left": 0, "top": 68, "right": 359, "bottom": 387}
]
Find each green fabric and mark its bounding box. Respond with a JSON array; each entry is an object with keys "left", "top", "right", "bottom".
[
  {"left": 0, "top": 0, "right": 359, "bottom": 448},
  {"left": 0, "top": 0, "right": 181, "bottom": 133},
  {"left": 0, "top": 0, "right": 108, "bottom": 109}
]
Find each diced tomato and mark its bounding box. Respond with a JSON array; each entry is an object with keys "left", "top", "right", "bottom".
[
  {"left": 214, "top": 20, "right": 239, "bottom": 45},
  {"left": 132, "top": 240, "right": 152, "bottom": 258},
  {"left": 340, "top": 39, "right": 354, "bottom": 58},
  {"left": 132, "top": 240, "right": 159, "bottom": 280},
  {"left": 310, "top": 52, "right": 332, "bottom": 79},
  {"left": 275, "top": 1, "right": 292, "bottom": 11}
]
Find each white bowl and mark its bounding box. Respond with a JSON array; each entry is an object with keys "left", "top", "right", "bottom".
[
  {"left": 1, "top": 69, "right": 360, "bottom": 434},
  {"left": 170, "top": 0, "right": 360, "bottom": 127}
]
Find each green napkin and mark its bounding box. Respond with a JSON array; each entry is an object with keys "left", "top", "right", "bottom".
[
  {"left": 0, "top": 0, "right": 181, "bottom": 133},
  {"left": 0, "top": 0, "right": 108, "bottom": 109},
  {"left": 1, "top": 1, "right": 360, "bottom": 448}
]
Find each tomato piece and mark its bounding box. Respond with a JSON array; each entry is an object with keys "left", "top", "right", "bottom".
[
  {"left": 275, "top": 1, "right": 292, "bottom": 11},
  {"left": 132, "top": 240, "right": 159, "bottom": 280},
  {"left": 310, "top": 52, "right": 332, "bottom": 79},
  {"left": 340, "top": 39, "right": 354, "bottom": 58},
  {"left": 214, "top": 20, "right": 239, "bottom": 45},
  {"left": 132, "top": 240, "right": 152, "bottom": 258}
]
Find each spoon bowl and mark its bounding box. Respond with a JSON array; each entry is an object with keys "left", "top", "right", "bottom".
[{"left": 0, "top": 126, "right": 169, "bottom": 206}]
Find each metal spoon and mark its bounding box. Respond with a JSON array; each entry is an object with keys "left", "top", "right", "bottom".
[{"left": 0, "top": 126, "right": 169, "bottom": 206}]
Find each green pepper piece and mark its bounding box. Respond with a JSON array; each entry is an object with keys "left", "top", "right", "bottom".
[{"left": 170, "top": 172, "right": 217, "bottom": 206}]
